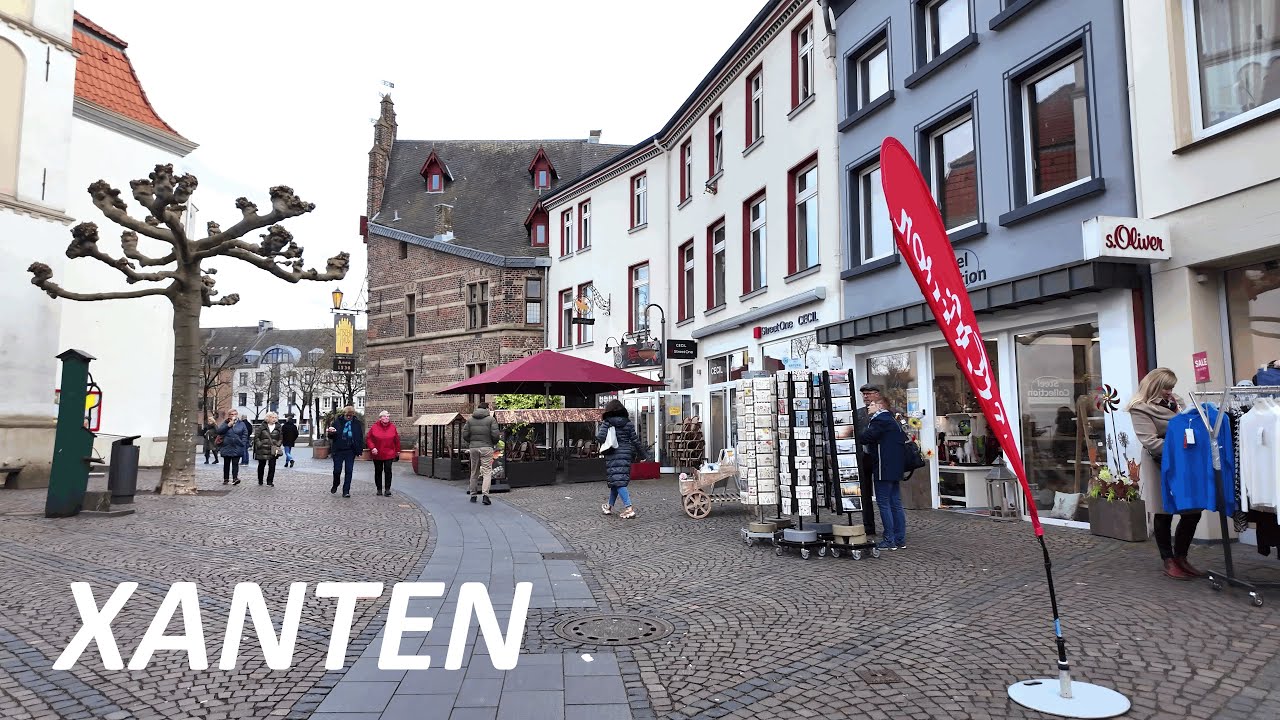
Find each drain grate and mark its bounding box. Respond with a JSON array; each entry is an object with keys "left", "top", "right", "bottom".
[
  {"left": 856, "top": 668, "right": 904, "bottom": 685},
  {"left": 541, "top": 552, "right": 586, "bottom": 560},
  {"left": 553, "top": 614, "right": 674, "bottom": 646}
]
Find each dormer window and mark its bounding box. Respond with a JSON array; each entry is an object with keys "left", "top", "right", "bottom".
[
  {"left": 525, "top": 202, "right": 550, "bottom": 247},
  {"left": 419, "top": 150, "right": 451, "bottom": 194},
  {"left": 528, "top": 147, "right": 558, "bottom": 190}
]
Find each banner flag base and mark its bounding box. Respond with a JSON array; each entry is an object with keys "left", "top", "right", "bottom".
[{"left": 1008, "top": 679, "right": 1130, "bottom": 719}]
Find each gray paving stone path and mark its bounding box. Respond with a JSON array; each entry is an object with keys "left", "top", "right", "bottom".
[{"left": 314, "top": 474, "right": 633, "bottom": 720}]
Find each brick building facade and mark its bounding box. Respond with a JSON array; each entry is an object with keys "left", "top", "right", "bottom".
[{"left": 362, "top": 97, "right": 628, "bottom": 441}]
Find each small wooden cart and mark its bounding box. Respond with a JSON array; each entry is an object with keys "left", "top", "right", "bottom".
[{"left": 679, "top": 453, "right": 744, "bottom": 519}]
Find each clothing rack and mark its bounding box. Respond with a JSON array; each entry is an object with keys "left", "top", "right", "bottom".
[{"left": 1187, "top": 386, "right": 1280, "bottom": 607}]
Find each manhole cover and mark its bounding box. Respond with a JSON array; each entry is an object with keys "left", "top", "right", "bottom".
[
  {"left": 553, "top": 614, "right": 674, "bottom": 646},
  {"left": 856, "top": 668, "right": 903, "bottom": 685},
  {"left": 542, "top": 552, "right": 586, "bottom": 560}
]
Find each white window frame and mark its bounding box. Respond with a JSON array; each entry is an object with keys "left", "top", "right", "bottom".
[
  {"left": 428, "top": 172, "right": 442, "bottom": 193},
  {"left": 1182, "top": 0, "right": 1280, "bottom": 139},
  {"left": 711, "top": 222, "right": 727, "bottom": 308},
  {"left": 750, "top": 71, "right": 764, "bottom": 143},
  {"left": 631, "top": 264, "right": 649, "bottom": 331},
  {"left": 681, "top": 243, "right": 695, "bottom": 320},
  {"left": 924, "top": 0, "right": 969, "bottom": 62},
  {"left": 748, "top": 197, "right": 767, "bottom": 292},
  {"left": 794, "top": 163, "right": 820, "bottom": 272},
  {"left": 856, "top": 39, "right": 890, "bottom": 111},
  {"left": 858, "top": 163, "right": 893, "bottom": 264},
  {"left": 712, "top": 110, "right": 724, "bottom": 174},
  {"left": 559, "top": 289, "right": 574, "bottom": 348},
  {"left": 561, "top": 209, "right": 574, "bottom": 256},
  {"left": 681, "top": 141, "right": 693, "bottom": 201},
  {"left": 1020, "top": 49, "right": 1092, "bottom": 203},
  {"left": 536, "top": 169, "right": 549, "bottom": 188},
  {"left": 579, "top": 200, "right": 591, "bottom": 250},
  {"left": 928, "top": 113, "right": 978, "bottom": 233},
  {"left": 632, "top": 174, "right": 648, "bottom": 227},
  {"left": 797, "top": 23, "right": 815, "bottom": 103},
  {"left": 577, "top": 282, "right": 594, "bottom": 344},
  {"left": 534, "top": 222, "right": 547, "bottom": 246}
]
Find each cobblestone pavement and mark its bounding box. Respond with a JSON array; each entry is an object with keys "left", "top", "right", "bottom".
[
  {"left": 0, "top": 456, "right": 430, "bottom": 720},
  {"left": 502, "top": 478, "right": 1280, "bottom": 720}
]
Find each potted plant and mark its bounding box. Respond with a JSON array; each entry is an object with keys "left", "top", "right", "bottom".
[{"left": 1087, "top": 466, "right": 1147, "bottom": 541}]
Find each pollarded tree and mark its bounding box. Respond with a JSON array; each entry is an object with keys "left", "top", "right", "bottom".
[{"left": 29, "top": 164, "right": 349, "bottom": 495}]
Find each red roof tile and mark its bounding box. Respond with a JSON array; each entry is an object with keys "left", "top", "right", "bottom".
[{"left": 72, "top": 12, "right": 189, "bottom": 142}]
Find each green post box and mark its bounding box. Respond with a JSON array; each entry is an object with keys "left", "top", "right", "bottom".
[{"left": 46, "top": 349, "right": 97, "bottom": 518}]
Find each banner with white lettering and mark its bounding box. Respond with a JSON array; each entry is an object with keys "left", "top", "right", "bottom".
[{"left": 879, "top": 137, "right": 1044, "bottom": 535}]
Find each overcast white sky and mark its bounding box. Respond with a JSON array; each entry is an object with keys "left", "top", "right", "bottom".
[{"left": 74, "top": 0, "right": 766, "bottom": 329}]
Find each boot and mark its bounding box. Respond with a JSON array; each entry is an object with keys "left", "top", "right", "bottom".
[
  {"left": 482, "top": 495, "right": 491, "bottom": 505},
  {"left": 1175, "top": 557, "right": 1205, "bottom": 578},
  {"left": 1163, "top": 558, "right": 1194, "bottom": 580},
  {"left": 331, "top": 480, "right": 339, "bottom": 494},
  {"left": 470, "top": 492, "right": 478, "bottom": 503}
]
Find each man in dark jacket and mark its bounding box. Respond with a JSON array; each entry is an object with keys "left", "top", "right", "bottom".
[
  {"left": 202, "top": 422, "right": 218, "bottom": 464},
  {"left": 327, "top": 406, "right": 364, "bottom": 497},
  {"left": 462, "top": 403, "right": 500, "bottom": 505},
  {"left": 853, "top": 384, "right": 883, "bottom": 535},
  {"left": 281, "top": 418, "right": 299, "bottom": 468},
  {"left": 862, "top": 397, "right": 907, "bottom": 551}
]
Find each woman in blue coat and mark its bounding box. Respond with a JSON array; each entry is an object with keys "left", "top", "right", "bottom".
[
  {"left": 216, "top": 409, "right": 253, "bottom": 485},
  {"left": 597, "top": 399, "right": 642, "bottom": 519}
]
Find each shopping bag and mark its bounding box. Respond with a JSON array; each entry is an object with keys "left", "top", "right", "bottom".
[{"left": 599, "top": 426, "right": 618, "bottom": 454}]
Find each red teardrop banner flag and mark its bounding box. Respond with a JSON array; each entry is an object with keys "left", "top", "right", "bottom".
[{"left": 879, "top": 137, "right": 1044, "bottom": 535}]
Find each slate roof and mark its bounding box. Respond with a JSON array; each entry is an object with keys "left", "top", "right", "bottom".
[
  {"left": 72, "top": 12, "right": 190, "bottom": 142},
  {"left": 200, "top": 326, "right": 367, "bottom": 365},
  {"left": 376, "top": 139, "right": 630, "bottom": 258}
]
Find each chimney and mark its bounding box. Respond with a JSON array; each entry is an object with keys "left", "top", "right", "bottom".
[
  {"left": 258, "top": 320, "right": 273, "bottom": 334},
  {"left": 436, "top": 204, "right": 454, "bottom": 234},
  {"left": 588, "top": 130, "right": 602, "bottom": 144},
  {"left": 367, "top": 95, "right": 398, "bottom": 225}
]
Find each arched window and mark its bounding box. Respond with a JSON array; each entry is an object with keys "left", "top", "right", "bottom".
[{"left": 0, "top": 38, "right": 24, "bottom": 197}]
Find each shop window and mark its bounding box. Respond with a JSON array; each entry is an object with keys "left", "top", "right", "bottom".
[
  {"left": 1227, "top": 261, "right": 1280, "bottom": 383},
  {"left": 1015, "top": 322, "right": 1103, "bottom": 522},
  {"left": 864, "top": 351, "right": 918, "bottom": 415},
  {"left": 925, "top": 112, "right": 979, "bottom": 232},
  {"left": 931, "top": 342, "right": 1001, "bottom": 508},
  {"left": 763, "top": 335, "right": 832, "bottom": 372},
  {"left": 1184, "top": 0, "right": 1280, "bottom": 138},
  {"left": 679, "top": 363, "right": 694, "bottom": 390}
]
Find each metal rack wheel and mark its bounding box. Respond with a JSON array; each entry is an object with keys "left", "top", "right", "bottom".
[
  {"left": 871, "top": 547, "right": 881, "bottom": 559},
  {"left": 851, "top": 549, "right": 863, "bottom": 560},
  {"left": 1210, "top": 579, "right": 1223, "bottom": 592},
  {"left": 800, "top": 548, "right": 810, "bottom": 560},
  {"left": 775, "top": 545, "right": 784, "bottom": 557},
  {"left": 683, "top": 490, "right": 711, "bottom": 519},
  {"left": 818, "top": 545, "right": 827, "bottom": 558},
  {"left": 1251, "top": 592, "right": 1264, "bottom": 607},
  {"left": 831, "top": 547, "right": 841, "bottom": 558},
  {"left": 745, "top": 536, "right": 755, "bottom": 547}
]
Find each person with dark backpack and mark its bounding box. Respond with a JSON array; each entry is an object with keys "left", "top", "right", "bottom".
[{"left": 861, "top": 398, "right": 908, "bottom": 551}]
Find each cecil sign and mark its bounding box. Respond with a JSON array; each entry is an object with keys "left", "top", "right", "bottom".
[{"left": 1082, "top": 216, "right": 1172, "bottom": 263}]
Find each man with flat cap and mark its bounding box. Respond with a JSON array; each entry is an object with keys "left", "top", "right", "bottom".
[{"left": 853, "top": 384, "right": 882, "bottom": 536}]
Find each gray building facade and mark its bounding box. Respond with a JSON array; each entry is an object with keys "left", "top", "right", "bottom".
[{"left": 820, "top": 0, "right": 1154, "bottom": 525}]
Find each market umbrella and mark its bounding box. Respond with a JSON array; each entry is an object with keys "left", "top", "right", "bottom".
[{"left": 437, "top": 350, "right": 665, "bottom": 398}]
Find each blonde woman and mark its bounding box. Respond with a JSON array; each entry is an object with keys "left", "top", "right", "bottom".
[
  {"left": 253, "top": 412, "right": 284, "bottom": 486},
  {"left": 1128, "top": 368, "right": 1203, "bottom": 580}
]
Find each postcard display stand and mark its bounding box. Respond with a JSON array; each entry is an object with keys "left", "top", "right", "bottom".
[
  {"left": 771, "top": 370, "right": 832, "bottom": 559},
  {"left": 817, "top": 370, "right": 879, "bottom": 559},
  {"left": 738, "top": 376, "right": 783, "bottom": 546}
]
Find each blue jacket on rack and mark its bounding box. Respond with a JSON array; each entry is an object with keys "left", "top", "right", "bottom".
[{"left": 1161, "top": 405, "right": 1235, "bottom": 514}]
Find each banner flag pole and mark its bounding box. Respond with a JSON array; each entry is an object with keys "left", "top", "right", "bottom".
[{"left": 878, "top": 137, "right": 1128, "bottom": 719}]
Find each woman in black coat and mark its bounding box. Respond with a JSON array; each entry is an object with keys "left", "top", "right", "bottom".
[{"left": 597, "top": 399, "right": 642, "bottom": 519}]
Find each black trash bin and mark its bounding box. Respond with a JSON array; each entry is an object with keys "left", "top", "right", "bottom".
[{"left": 108, "top": 435, "right": 142, "bottom": 503}]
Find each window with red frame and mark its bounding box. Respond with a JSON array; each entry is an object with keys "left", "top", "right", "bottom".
[
  {"left": 531, "top": 212, "right": 548, "bottom": 247},
  {"left": 578, "top": 200, "right": 591, "bottom": 250},
  {"left": 561, "top": 209, "right": 574, "bottom": 256},
  {"left": 707, "top": 220, "right": 726, "bottom": 309},
  {"left": 576, "top": 282, "right": 594, "bottom": 344},
  {"left": 630, "top": 173, "right": 648, "bottom": 228},
  {"left": 680, "top": 139, "right": 693, "bottom": 202},
  {"left": 679, "top": 240, "right": 694, "bottom": 321},
  {"left": 792, "top": 20, "right": 815, "bottom": 108},
  {"left": 428, "top": 172, "right": 443, "bottom": 193},
  {"left": 746, "top": 68, "right": 764, "bottom": 145},
  {"left": 743, "top": 193, "right": 766, "bottom": 293},
  {"left": 709, "top": 108, "right": 724, "bottom": 177},
  {"left": 789, "top": 159, "right": 819, "bottom": 273},
  {"left": 558, "top": 289, "right": 574, "bottom": 348},
  {"left": 630, "top": 263, "right": 649, "bottom": 332}
]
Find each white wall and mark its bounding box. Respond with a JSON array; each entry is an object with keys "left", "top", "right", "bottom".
[
  {"left": 0, "top": 1, "right": 76, "bottom": 483},
  {"left": 59, "top": 118, "right": 183, "bottom": 466}
]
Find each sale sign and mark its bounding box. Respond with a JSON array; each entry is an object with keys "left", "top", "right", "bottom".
[
  {"left": 879, "top": 137, "right": 1044, "bottom": 535},
  {"left": 1192, "top": 351, "right": 1211, "bottom": 384}
]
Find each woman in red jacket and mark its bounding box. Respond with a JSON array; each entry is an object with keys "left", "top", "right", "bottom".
[{"left": 365, "top": 410, "right": 403, "bottom": 497}]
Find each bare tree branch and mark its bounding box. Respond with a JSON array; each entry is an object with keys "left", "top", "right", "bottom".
[
  {"left": 129, "top": 164, "right": 196, "bottom": 249},
  {"left": 194, "top": 186, "right": 316, "bottom": 258},
  {"left": 225, "top": 245, "right": 350, "bottom": 284},
  {"left": 120, "top": 230, "right": 176, "bottom": 267},
  {"left": 88, "top": 180, "right": 177, "bottom": 244},
  {"left": 66, "top": 223, "right": 177, "bottom": 284},
  {"left": 28, "top": 262, "right": 174, "bottom": 301}
]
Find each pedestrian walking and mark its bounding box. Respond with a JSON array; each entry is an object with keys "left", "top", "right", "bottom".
[
  {"left": 216, "top": 409, "right": 252, "bottom": 485},
  {"left": 597, "top": 399, "right": 642, "bottom": 519},
  {"left": 253, "top": 411, "right": 284, "bottom": 486},
  {"left": 1128, "top": 367, "right": 1204, "bottom": 580},
  {"left": 327, "top": 406, "right": 364, "bottom": 498},
  {"left": 281, "top": 417, "right": 299, "bottom": 467},
  {"left": 463, "top": 402, "right": 499, "bottom": 505},
  {"left": 862, "top": 397, "right": 907, "bottom": 550},
  {"left": 366, "top": 410, "right": 402, "bottom": 497},
  {"left": 202, "top": 422, "right": 217, "bottom": 464}
]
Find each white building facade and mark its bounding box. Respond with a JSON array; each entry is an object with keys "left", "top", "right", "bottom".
[
  {"left": 1126, "top": 0, "right": 1280, "bottom": 542},
  {"left": 544, "top": 0, "right": 842, "bottom": 467},
  {"left": 0, "top": 0, "right": 77, "bottom": 485}
]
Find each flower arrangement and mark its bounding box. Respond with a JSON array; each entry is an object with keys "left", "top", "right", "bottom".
[{"left": 1087, "top": 466, "right": 1139, "bottom": 503}]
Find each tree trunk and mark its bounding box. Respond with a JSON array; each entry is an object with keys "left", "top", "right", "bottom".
[{"left": 159, "top": 288, "right": 202, "bottom": 495}]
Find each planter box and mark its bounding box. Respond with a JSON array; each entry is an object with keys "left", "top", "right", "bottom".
[
  {"left": 1089, "top": 499, "right": 1148, "bottom": 542},
  {"left": 398, "top": 450, "right": 414, "bottom": 462},
  {"left": 313, "top": 446, "right": 329, "bottom": 460}
]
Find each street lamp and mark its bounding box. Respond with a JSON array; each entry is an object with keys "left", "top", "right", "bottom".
[{"left": 331, "top": 287, "right": 344, "bottom": 311}]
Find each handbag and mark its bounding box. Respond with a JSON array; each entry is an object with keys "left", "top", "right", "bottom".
[
  {"left": 903, "top": 438, "right": 928, "bottom": 478},
  {"left": 599, "top": 426, "right": 619, "bottom": 454}
]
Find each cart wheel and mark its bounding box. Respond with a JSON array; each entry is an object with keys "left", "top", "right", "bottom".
[
  {"left": 800, "top": 548, "right": 810, "bottom": 560},
  {"left": 871, "top": 547, "right": 881, "bottom": 559},
  {"left": 818, "top": 546, "right": 828, "bottom": 558},
  {"left": 851, "top": 550, "right": 862, "bottom": 560},
  {"left": 683, "top": 490, "right": 711, "bottom": 519},
  {"left": 745, "top": 537, "right": 754, "bottom": 547},
  {"left": 775, "top": 546, "right": 784, "bottom": 557},
  {"left": 1251, "top": 592, "right": 1264, "bottom": 607},
  {"left": 1211, "top": 580, "right": 1223, "bottom": 592},
  {"left": 831, "top": 548, "right": 841, "bottom": 559}
]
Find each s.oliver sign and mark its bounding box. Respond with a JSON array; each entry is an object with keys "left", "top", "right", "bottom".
[{"left": 1082, "top": 216, "right": 1172, "bottom": 263}]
